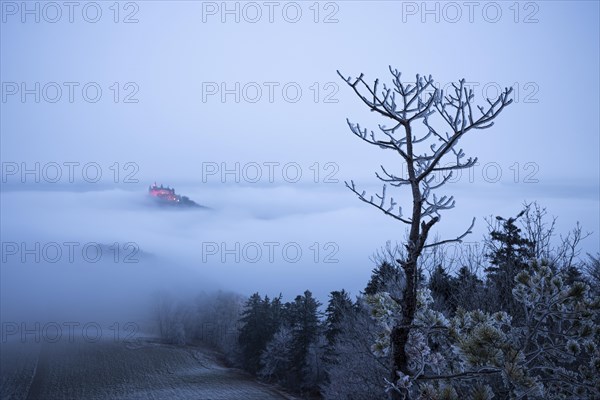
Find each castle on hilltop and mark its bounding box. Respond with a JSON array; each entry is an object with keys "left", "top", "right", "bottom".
[
  {"left": 148, "top": 183, "right": 200, "bottom": 207},
  {"left": 148, "top": 183, "right": 178, "bottom": 202}
]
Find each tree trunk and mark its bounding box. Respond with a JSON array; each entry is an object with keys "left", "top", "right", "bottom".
[{"left": 390, "top": 257, "right": 417, "bottom": 400}]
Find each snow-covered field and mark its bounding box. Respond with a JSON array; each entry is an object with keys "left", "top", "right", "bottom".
[{"left": 1, "top": 339, "right": 293, "bottom": 400}]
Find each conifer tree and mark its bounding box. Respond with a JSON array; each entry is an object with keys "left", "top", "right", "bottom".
[
  {"left": 485, "top": 211, "right": 534, "bottom": 316},
  {"left": 324, "top": 289, "right": 354, "bottom": 347},
  {"left": 364, "top": 261, "right": 402, "bottom": 296},
  {"left": 238, "top": 293, "right": 276, "bottom": 373},
  {"left": 288, "top": 290, "right": 322, "bottom": 391},
  {"left": 428, "top": 265, "right": 453, "bottom": 313}
]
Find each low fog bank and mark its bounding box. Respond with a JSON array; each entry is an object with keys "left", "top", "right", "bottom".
[
  {"left": 1, "top": 182, "right": 597, "bottom": 327},
  {"left": 0, "top": 185, "right": 375, "bottom": 328}
]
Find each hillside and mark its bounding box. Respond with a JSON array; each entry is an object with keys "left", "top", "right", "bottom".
[{"left": 1, "top": 338, "right": 293, "bottom": 400}]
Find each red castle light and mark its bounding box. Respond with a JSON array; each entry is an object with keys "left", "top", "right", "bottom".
[
  {"left": 148, "top": 182, "right": 200, "bottom": 207},
  {"left": 148, "top": 182, "right": 179, "bottom": 202}
]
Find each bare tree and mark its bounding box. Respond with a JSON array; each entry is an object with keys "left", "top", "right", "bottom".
[
  {"left": 520, "top": 201, "right": 591, "bottom": 269},
  {"left": 153, "top": 291, "right": 182, "bottom": 343},
  {"left": 338, "top": 67, "right": 513, "bottom": 399},
  {"left": 521, "top": 202, "right": 557, "bottom": 260}
]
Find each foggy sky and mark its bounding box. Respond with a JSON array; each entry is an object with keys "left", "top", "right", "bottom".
[{"left": 1, "top": 1, "right": 599, "bottom": 321}]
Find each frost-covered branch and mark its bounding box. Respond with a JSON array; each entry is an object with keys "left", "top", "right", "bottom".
[
  {"left": 345, "top": 180, "right": 411, "bottom": 225},
  {"left": 423, "top": 217, "right": 476, "bottom": 249}
]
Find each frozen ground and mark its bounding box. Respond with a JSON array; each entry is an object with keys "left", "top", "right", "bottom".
[{"left": 0, "top": 338, "right": 294, "bottom": 400}]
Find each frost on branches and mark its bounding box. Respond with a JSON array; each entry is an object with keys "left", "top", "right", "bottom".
[{"left": 369, "top": 260, "right": 600, "bottom": 399}]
